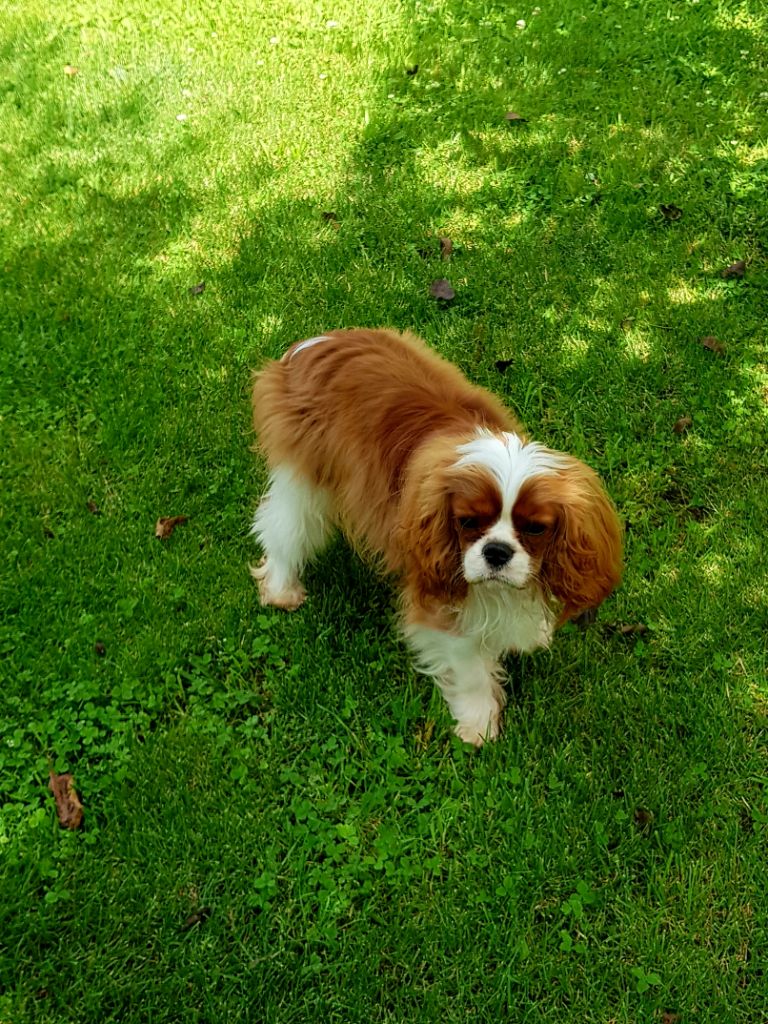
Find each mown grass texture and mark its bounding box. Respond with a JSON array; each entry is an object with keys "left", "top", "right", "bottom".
[{"left": 1, "top": 0, "right": 767, "bottom": 1020}]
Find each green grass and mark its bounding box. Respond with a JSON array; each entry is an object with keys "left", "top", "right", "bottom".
[{"left": 1, "top": 0, "right": 767, "bottom": 1019}]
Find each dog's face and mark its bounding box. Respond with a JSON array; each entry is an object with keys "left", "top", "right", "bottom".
[
  {"left": 450, "top": 432, "right": 565, "bottom": 589},
  {"left": 403, "top": 430, "right": 623, "bottom": 619},
  {"left": 452, "top": 481, "right": 558, "bottom": 589}
]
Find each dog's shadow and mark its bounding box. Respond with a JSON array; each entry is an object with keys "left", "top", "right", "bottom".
[{"left": 293, "top": 536, "right": 544, "bottom": 717}]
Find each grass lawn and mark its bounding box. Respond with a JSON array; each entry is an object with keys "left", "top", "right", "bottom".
[{"left": 2, "top": 0, "right": 767, "bottom": 1019}]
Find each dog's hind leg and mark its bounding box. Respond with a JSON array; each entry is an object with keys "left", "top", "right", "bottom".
[{"left": 250, "top": 465, "right": 334, "bottom": 610}]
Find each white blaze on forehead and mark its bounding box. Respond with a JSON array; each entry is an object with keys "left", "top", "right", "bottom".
[
  {"left": 284, "top": 335, "right": 331, "bottom": 361},
  {"left": 455, "top": 429, "right": 565, "bottom": 513}
]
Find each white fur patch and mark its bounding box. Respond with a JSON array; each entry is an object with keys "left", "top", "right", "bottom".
[
  {"left": 455, "top": 429, "right": 565, "bottom": 515},
  {"left": 285, "top": 335, "right": 331, "bottom": 361},
  {"left": 458, "top": 581, "right": 555, "bottom": 657},
  {"left": 251, "top": 465, "right": 334, "bottom": 603},
  {"left": 403, "top": 582, "right": 554, "bottom": 745},
  {"left": 403, "top": 623, "right": 505, "bottom": 746}
]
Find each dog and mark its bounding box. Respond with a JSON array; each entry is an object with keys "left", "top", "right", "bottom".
[{"left": 250, "top": 328, "right": 622, "bottom": 745}]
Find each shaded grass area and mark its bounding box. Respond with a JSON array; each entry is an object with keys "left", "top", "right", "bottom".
[{"left": 1, "top": 0, "right": 767, "bottom": 1019}]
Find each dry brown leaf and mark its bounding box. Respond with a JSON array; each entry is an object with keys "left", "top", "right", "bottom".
[
  {"left": 49, "top": 772, "right": 84, "bottom": 830},
  {"left": 63, "top": 65, "right": 79, "bottom": 76},
  {"left": 155, "top": 515, "right": 188, "bottom": 540},
  {"left": 615, "top": 623, "right": 649, "bottom": 637},
  {"left": 721, "top": 259, "right": 746, "bottom": 279},
  {"left": 94, "top": 641, "right": 107, "bottom": 657},
  {"left": 673, "top": 415, "right": 692, "bottom": 434},
  {"left": 86, "top": 500, "right": 102, "bottom": 516},
  {"left": 661, "top": 1013, "right": 682, "bottom": 1024},
  {"left": 659, "top": 203, "right": 682, "bottom": 221},
  {"left": 321, "top": 211, "right": 340, "bottom": 230},
  {"left": 634, "top": 807, "right": 654, "bottom": 831},
  {"left": 181, "top": 907, "right": 212, "bottom": 931},
  {"left": 438, "top": 236, "right": 453, "bottom": 259},
  {"left": 429, "top": 278, "right": 456, "bottom": 301},
  {"left": 700, "top": 335, "right": 726, "bottom": 355},
  {"left": 505, "top": 111, "right": 528, "bottom": 124},
  {"left": 188, "top": 282, "right": 205, "bottom": 296}
]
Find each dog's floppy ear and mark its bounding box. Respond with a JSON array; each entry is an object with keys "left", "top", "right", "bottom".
[
  {"left": 397, "top": 439, "right": 466, "bottom": 611},
  {"left": 538, "top": 458, "right": 623, "bottom": 622}
]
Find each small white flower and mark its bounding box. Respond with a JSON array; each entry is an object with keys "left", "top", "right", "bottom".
[
  {"left": 516, "top": 18, "right": 526, "bottom": 29},
  {"left": 269, "top": 36, "right": 279, "bottom": 44},
  {"left": 326, "top": 19, "right": 339, "bottom": 28},
  {"left": 182, "top": 88, "right": 192, "bottom": 98},
  {"left": 176, "top": 113, "right": 188, "bottom": 122}
]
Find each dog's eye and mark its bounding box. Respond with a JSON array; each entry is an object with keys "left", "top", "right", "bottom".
[
  {"left": 521, "top": 521, "right": 547, "bottom": 536},
  {"left": 458, "top": 516, "right": 480, "bottom": 530}
]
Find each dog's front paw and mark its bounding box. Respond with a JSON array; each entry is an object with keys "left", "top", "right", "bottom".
[
  {"left": 250, "top": 560, "right": 306, "bottom": 611},
  {"left": 454, "top": 707, "right": 501, "bottom": 748}
]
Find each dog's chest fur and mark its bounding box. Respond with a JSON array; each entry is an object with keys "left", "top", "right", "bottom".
[{"left": 457, "top": 583, "right": 555, "bottom": 657}]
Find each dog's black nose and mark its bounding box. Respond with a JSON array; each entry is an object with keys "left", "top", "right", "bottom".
[{"left": 483, "top": 541, "right": 514, "bottom": 569}]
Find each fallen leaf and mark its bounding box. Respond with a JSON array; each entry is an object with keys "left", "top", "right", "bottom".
[
  {"left": 155, "top": 515, "right": 188, "bottom": 540},
  {"left": 494, "top": 358, "right": 513, "bottom": 373},
  {"left": 659, "top": 203, "right": 682, "bottom": 221},
  {"left": 439, "top": 236, "right": 453, "bottom": 259},
  {"left": 181, "top": 907, "right": 212, "bottom": 931},
  {"left": 63, "top": 65, "right": 79, "bottom": 76},
  {"left": 700, "top": 335, "right": 726, "bottom": 355},
  {"left": 661, "top": 1013, "right": 682, "bottom": 1024},
  {"left": 188, "top": 282, "right": 205, "bottom": 296},
  {"left": 721, "top": 259, "right": 746, "bottom": 279},
  {"left": 86, "top": 500, "right": 102, "bottom": 516},
  {"left": 406, "top": 64, "right": 419, "bottom": 76},
  {"left": 505, "top": 111, "right": 528, "bottom": 124},
  {"left": 673, "top": 415, "right": 692, "bottom": 434},
  {"left": 49, "top": 772, "right": 84, "bottom": 830},
  {"left": 94, "top": 641, "right": 107, "bottom": 657},
  {"left": 634, "top": 807, "right": 654, "bottom": 831},
  {"left": 614, "top": 623, "right": 649, "bottom": 637},
  {"left": 429, "top": 278, "right": 456, "bottom": 302}
]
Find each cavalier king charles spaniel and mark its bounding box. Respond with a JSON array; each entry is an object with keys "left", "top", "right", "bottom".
[{"left": 251, "top": 328, "right": 622, "bottom": 746}]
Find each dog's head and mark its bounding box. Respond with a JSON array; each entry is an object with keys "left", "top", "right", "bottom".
[{"left": 400, "top": 429, "right": 623, "bottom": 619}]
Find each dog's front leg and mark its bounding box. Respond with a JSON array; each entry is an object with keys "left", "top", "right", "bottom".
[{"left": 403, "top": 624, "right": 506, "bottom": 746}]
